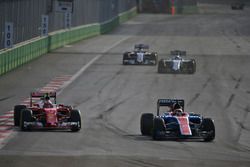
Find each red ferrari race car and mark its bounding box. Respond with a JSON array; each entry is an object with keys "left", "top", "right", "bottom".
[{"left": 14, "top": 92, "right": 81, "bottom": 132}]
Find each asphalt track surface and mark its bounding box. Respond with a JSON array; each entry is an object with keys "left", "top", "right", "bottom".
[{"left": 0, "top": 3, "right": 250, "bottom": 167}]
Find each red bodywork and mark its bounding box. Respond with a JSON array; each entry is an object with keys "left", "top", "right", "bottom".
[
  {"left": 29, "top": 105, "right": 72, "bottom": 128},
  {"left": 15, "top": 91, "right": 81, "bottom": 131},
  {"left": 44, "top": 108, "right": 58, "bottom": 126},
  {"left": 175, "top": 115, "right": 192, "bottom": 135}
]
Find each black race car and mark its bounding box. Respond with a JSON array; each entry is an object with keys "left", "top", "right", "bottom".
[{"left": 123, "top": 44, "right": 158, "bottom": 65}]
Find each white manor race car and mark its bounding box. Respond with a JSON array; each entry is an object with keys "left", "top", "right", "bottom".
[
  {"left": 123, "top": 44, "right": 158, "bottom": 65},
  {"left": 158, "top": 50, "right": 196, "bottom": 74}
]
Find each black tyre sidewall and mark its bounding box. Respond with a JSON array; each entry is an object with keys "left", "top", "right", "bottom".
[
  {"left": 152, "top": 117, "right": 166, "bottom": 140},
  {"left": 20, "top": 109, "right": 32, "bottom": 131},
  {"left": 14, "top": 105, "right": 27, "bottom": 126},
  {"left": 158, "top": 60, "right": 167, "bottom": 73},
  {"left": 70, "top": 109, "right": 81, "bottom": 132},
  {"left": 202, "top": 118, "right": 215, "bottom": 142},
  {"left": 140, "top": 113, "right": 154, "bottom": 136}
]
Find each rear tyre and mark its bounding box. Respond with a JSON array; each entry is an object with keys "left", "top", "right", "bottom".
[
  {"left": 192, "top": 60, "right": 196, "bottom": 73},
  {"left": 140, "top": 113, "right": 154, "bottom": 136},
  {"left": 123, "top": 52, "right": 129, "bottom": 65},
  {"left": 186, "top": 60, "right": 196, "bottom": 74},
  {"left": 14, "top": 105, "right": 27, "bottom": 126},
  {"left": 152, "top": 117, "right": 166, "bottom": 140},
  {"left": 20, "top": 109, "right": 33, "bottom": 131},
  {"left": 70, "top": 109, "right": 81, "bottom": 132},
  {"left": 123, "top": 59, "right": 127, "bottom": 65},
  {"left": 201, "top": 118, "right": 215, "bottom": 142},
  {"left": 189, "top": 60, "right": 196, "bottom": 74}
]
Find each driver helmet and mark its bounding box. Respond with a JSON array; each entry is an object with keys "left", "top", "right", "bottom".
[
  {"left": 175, "top": 55, "right": 181, "bottom": 59},
  {"left": 43, "top": 94, "right": 52, "bottom": 108},
  {"left": 173, "top": 103, "right": 181, "bottom": 110},
  {"left": 44, "top": 94, "right": 50, "bottom": 101},
  {"left": 172, "top": 103, "right": 183, "bottom": 116}
]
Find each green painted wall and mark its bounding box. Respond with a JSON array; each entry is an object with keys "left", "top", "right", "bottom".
[{"left": 0, "top": 7, "right": 137, "bottom": 76}]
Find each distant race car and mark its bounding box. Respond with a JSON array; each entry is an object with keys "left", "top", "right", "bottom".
[
  {"left": 140, "top": 99, "right": 215, "bottom": 141},
  {"left": 231, "top": 2, "right": 244, "bottom": 10},
  {"left": 14, "top": 92, "right": 81, "bottom": 131},
  {"left": 123, "top": 44, "right": 158, "bottom": 65},
  {"left": 158, "top": 50, "right": 196, "bottom": 74}
]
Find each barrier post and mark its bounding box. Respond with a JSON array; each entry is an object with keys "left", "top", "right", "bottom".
[{"left": 171, "top": 0, "right": 175, "bottom": 15}]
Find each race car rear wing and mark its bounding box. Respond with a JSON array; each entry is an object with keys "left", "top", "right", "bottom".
[
  {"left": 31, "top": 92, "right": 56, "bottom": 98},
  {"left": 30, "top": 92, "right": 57, "bottom": 107},
  {"left": 134, "top": 44, "right": 149, "bottom": 50},
  {"left": 170, "top": 50, "right": 186, "bottom": 56},
  {"left": 157, "top": 99, "right": 184, "bottom": 115}
]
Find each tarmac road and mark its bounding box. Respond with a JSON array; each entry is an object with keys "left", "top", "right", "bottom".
[{"left": 0, "top": 3, "right": 250, "bottom": 167}]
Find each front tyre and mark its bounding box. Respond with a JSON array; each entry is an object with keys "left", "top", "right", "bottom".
[
  {"left": 152, "top": 117, "right": 166, "bottom": 140},
  {"left": 201, "top": 118, "right": 215, "bottom": 142},
  {"left": 140, "top": 113, "right": 154, "bottom": 136},
  {"left": 70, "top": 109, "right": 81, "bottom": 132},
  {"left": 158, "top": 60, "right": 167, "bottom": 73},
  {"left": 20, "top": 109, "right": 33, "bottom": 131}
]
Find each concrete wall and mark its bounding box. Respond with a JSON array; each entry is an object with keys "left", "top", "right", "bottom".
[
  {"left": 0, "top": 0, "right": 136, "bottom": 50},
  {"left": 0, "top": 7, "right": 137, "bottom": 76}
]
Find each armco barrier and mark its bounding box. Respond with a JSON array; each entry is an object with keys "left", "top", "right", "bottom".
[
  {"left": 100, "top": 8, "right": 137, "bottom": 34},
  {"left": 182, "top": 6, "right": 198, "bottom": 14},
  {"left": 0, "top": 7, "right": 136, "bottom": 76},
  {"left": 48, "top": 23, "right": 101, "bottom": 51},
  {"left": 119, "top": 7, "right": 137, "bottom": 24}
]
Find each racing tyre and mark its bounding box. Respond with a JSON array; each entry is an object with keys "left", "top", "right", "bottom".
[
  {"left": 70, "top": 109, "right": 81, "bottom": 132},
  {"left": 152, "top": 117, "right": 166, "bottom": 140},
  {"left": 158, "top": 61, "right": 169, "bottom": 73},
  {"left": 140, "top": 113, "right": 154, "bottom": 136},
  {"left": 20, "top": 109, "right": 33, "bottom": 131},
  {"left": 152, "top": 53, "right": 158, "bottom": 65},
  {"left": 201, "top": 118, "right": 215, "bottom": 142},
  {"left": 186, "top": 60, "right": 196, "bottom": 74},
  {"left": 123, "top": 53, "right": 129, "bottom": 65},
  {"left": 123, "top": 58, "right": 128, "bottom": 65},
  {"left": 192, "top": 60, "right": 196, "bottom": 73},
  {"left": 189, "top": 60, "right": 196, "bottom": 74},
  {"left": 14, "top": 105, "right": 27, "bottom": 126}
]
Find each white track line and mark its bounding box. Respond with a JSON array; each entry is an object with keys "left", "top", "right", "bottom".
[
  {"left": 0, "top": 36, "right": 130, "bottom": 148},
  {"left": 57, "top": 36, "right": 130, "bottom": 95}
]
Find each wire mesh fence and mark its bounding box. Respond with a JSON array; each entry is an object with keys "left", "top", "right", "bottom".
[{"left": 0, "top": 0, "right": 136, "bottom": 50}]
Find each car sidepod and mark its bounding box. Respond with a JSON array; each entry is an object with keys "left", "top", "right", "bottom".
[{"left": 145, "top": 52, "right": 157, "bottom": 65}]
